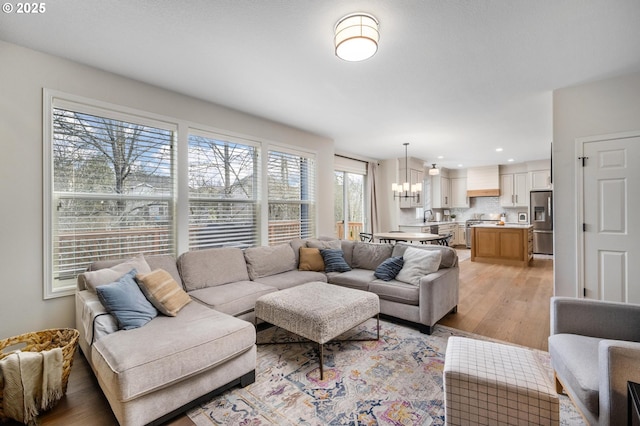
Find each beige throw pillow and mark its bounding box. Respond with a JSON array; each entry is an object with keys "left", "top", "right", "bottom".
[
  {"left": 396, "top": 246, "right": 442, "bottom": 285},
  {"left": 298, "top": 247, "right": 325, "bottom": 271},
  {"left": 84, "top": 253, "right": 151, "bottom": 293},
  {"left": 136, "top": 269, "right": 191, "bottom": 316}
]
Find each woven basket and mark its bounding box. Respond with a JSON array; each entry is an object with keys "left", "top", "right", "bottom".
[{"left": 0, "top": 328, "right": 79, "bottom": 421}]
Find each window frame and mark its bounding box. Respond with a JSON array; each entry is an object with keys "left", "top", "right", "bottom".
[{"left": 43, "top": 90, "right": 179, "bottom": 298}]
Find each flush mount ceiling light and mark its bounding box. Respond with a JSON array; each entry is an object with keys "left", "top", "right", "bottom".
[
  {"left": 334, "top": 13, "right": 379, "bottom": 62},
  {"left": 429, "top": 163, "right": 440, "bottom": 176}
]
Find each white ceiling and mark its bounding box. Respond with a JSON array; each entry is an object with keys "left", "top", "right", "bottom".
[{"left": 2, "top": 0, "right": 640, "bottom": 168}]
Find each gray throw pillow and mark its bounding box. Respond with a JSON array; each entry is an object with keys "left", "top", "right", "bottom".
[
  {"left": 374, "top": 256, "right": 404, "bottom": 281},
  {"left": 96, "top": 269, "right": 158, "bottom": 330}
]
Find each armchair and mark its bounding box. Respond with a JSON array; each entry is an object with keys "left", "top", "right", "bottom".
[{"left": 548, "top": 296, "right": 640, "bottom": 425}]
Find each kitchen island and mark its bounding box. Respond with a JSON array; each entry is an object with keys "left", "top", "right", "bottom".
[{"left": 471, "top": 223, "right": 533, "bottom": 266}]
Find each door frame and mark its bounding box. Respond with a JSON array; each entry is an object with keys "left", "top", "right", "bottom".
[{"left": 575, "top": 130, "right": 640, "bottom": 298}]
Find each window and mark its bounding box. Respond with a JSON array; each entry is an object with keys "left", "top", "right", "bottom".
[
  {"left": 188, "top": 132, "right": 259, "bottom": 249},
  {"left": 267, "top": 149, "right": 316, "bottom": 245},
  {"left": 44, "top": 92, "right": 320, "bottom": 298},
  {"left": 46, "top": 99, "right": 175, "bottom": 297}
]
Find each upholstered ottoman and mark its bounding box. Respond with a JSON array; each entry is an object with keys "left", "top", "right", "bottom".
[
  {"left": 255, "top": 281, "right": 379, "bottom": 378},
  {"left": 444, "top": 336, "right": 559, "bottom": 426}
]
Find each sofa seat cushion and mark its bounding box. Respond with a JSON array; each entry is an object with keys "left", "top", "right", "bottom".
[
  {"left": 91, "top": 301, "right": 255, "bottom": 403},
  {"left": 548, "top": 333, "right": 600, "bottom": 417},
  {"left": 368, "top": 279, "right": 419, "bottom": 305},
  {"left": 326, "top": 269, "right": 374, "bottom": 290},
  {"left": 253, "top": 270, "right": 327, "bottom": 290},
  {"left": 188, "top": 281, "right": 277, "bottom": 317}
]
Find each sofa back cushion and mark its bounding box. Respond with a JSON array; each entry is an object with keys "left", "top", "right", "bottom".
[
  {"left": 340, "top": 240, "right": 356, "bottom": 266},
  {"left": 289, "top": 238, "right": 307, "bottom": 265},
  {"left": 391, "top": 243, "right": 458, "bottom": 268},
  {"left": 306, "top": 238, "right": 341, "bottom": 250},
  {"left": 78, "top": 254, "right": 182, "bottom": 292},
  {"left": 352, "top": 242, "right": 394, "bottom": 270},
  {"left": 80, "top": 253, "right": 151, "bottom": 293},
  {"left": 244, "top": 244, "right": 296, "bottom": 280},
  {"left": 178, "top": 247, "right": 249, "bottom": 291}
]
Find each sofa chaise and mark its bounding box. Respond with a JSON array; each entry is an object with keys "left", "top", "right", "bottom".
[{"left": 75, "top": 237, "right": 459, "bottom": 425}]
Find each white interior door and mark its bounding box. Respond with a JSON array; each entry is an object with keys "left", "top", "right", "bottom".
[{"left": 581, "top": 135, "right": 640, "bottom": 302}]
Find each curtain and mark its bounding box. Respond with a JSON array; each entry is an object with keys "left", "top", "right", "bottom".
[{"left": 367, "top": 161, "right": 381, "bottom": 234}]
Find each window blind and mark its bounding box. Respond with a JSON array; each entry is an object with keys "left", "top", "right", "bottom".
[
  {"left": 267, "top": 149, "right": 316, "bottom": 245},
  {"left": 188, "top": 133, "right": 259, "bottom": 249},
  {"left": 51, "top": 107, "right": 175, "bottom": 287}
]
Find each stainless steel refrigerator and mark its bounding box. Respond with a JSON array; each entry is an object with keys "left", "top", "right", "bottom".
[{"left": 530, "top": 190, "right": 553, "bottom": 254}]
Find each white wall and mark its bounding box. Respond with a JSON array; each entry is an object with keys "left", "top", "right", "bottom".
[
  {"left": 553, "top": 70, "right": 640, "bottom": 297},
  {"left": 0, "top": 41, "right": 335, "bottom": 339}
]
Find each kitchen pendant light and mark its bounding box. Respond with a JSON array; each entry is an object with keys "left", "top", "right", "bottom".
[
  {"left": 428, "top": 163, "right": 440, "bottom": 176},
  {"left": 392, "top": 143, "right": 421, "bottom": 201}
]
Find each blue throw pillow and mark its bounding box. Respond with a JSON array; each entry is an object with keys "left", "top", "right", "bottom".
[
  {"left": 374, "top": 256, "right": 405, "bottom": 281},
  {"left": 96, "top": 269, "right": 158, "bottom": 330},
  {"left": 320, "top": 249, "right": 351, "bottom": 273}
]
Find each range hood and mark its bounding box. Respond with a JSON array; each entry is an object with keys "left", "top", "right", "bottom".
[{"left": 467, "top": 165, "right": 500, "bottom": 197}]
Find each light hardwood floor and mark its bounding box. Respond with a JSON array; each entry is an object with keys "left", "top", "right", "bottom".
[{"left": 15, "top": 250, "right": 553, "bottom": 426}]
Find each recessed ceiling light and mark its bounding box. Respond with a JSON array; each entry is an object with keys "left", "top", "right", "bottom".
[
  {"left": 437, "top": 155, "right": 444, "bottom": 159},
  {"left": 508, "top": 158, "right": 514, "bottom": 162},
  {"left": 496, "top": 148, "right": 503, "bottom": 152},
  {"left": 457, "top": 164, "right": 463, "bottom": 167}
]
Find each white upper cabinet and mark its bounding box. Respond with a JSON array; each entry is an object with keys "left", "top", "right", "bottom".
[
  {"left": 530, "top": 169, "right": 552, "bottom": 190},
  {"left": 450, "top": 177, "right": 469, "bottom": 208},
  {"left": 431, "top": 174, "right": 451, "bottom": 208},
  {"left": 500, "top": 172, "right": 528, "bottom": 207}
]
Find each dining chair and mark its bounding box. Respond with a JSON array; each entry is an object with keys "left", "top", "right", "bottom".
[
  {"left": 433, "top": 233, "right": 453, "bottom": 246},
  {"left": 359, "top": 232, "right": 373, "bottom": 242}
]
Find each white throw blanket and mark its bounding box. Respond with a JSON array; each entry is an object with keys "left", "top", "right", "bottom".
[{"left": 0, "top": 347, "right": 63, "bottom": 424}]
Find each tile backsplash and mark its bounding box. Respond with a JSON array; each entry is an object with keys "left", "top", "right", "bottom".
[{"left": 401, "top": 196, "right": 529, "bottom": 224}]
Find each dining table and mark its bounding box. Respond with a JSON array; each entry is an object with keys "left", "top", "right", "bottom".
[{"left": 373, "top": 232, "right": 442, "bottom": 244}]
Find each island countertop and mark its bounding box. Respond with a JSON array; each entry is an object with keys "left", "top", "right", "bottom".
[{"left": 471, "top": 223, "right": 533, "bottom": 229}]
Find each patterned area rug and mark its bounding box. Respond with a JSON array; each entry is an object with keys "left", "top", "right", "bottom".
[{"left": 188, "top": 319, "right": 585, "bottom": 425}]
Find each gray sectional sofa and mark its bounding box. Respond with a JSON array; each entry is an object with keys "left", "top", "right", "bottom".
[{"left": 75, "top": 237, "right": 459, "bottom": 425}]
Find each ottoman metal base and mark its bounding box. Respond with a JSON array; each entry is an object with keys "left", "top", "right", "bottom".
[
  {"left": 444, "top": 336, "right": 559, "bottom": 425},
  {"left": 255, "top": 281, "right": 380, "bottom": 379}
]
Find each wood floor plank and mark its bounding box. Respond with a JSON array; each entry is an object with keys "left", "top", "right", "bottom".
[{"left": 10, "top": 249, "right": 553, "bottom": 425}]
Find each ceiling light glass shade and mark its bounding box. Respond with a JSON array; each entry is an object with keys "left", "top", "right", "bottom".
[
  {"left": 334, "top": 13, "right": 379, "bottom": 62},
  {"left": 429, "top": 164, "right": 440, "bottom": 175}
]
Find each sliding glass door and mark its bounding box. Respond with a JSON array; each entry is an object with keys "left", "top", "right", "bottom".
[{"left": 334, "top": 170, "right": 365, "bottom": 240}]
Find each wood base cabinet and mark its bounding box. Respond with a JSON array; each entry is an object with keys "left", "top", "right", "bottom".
[{"left": 471, "top": 226, "right": 533, "bottom": 266}]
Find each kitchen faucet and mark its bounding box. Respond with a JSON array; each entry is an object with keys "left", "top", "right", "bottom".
[{"left": 423, "top": 209, "right": 433, "bottom": 223}]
